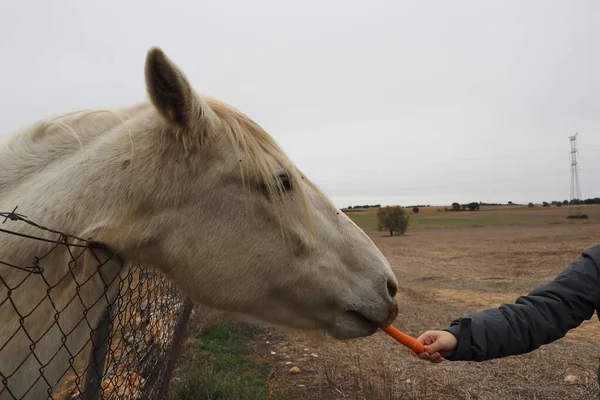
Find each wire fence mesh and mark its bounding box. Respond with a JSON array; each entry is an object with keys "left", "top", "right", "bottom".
[{"left": 0, "top": 208, "right": 192, "bottom": 399}]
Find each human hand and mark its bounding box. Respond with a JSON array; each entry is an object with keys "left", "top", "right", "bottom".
[{"left": 411, "top": 330, "right": 458, "bottom": 363}]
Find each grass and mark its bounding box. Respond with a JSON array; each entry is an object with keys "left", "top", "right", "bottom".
[
  {"left": 348, "top": 214, "right": 553, "bottom": 230},
  {"left": 169, "top": 319, "right": 286, "bottom": 400}
]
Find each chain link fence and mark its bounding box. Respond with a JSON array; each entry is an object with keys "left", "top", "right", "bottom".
[{"left": 0, "top": 208, "right": 192, "bottom": 399}]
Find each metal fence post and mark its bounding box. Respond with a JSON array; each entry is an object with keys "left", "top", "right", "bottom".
[
  {"left": 82, "top": 298, "right": 118, "bottom": 400},
  {"left": 157, "top": 297, "right": 193, "bottom": 399}
]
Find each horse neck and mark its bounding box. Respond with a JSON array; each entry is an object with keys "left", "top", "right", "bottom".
[{"left": 0, "top": 106, "right": 157, "bottom": 257}]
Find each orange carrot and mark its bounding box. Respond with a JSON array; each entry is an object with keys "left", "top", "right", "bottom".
[{"left": 381, "top": 325, "right": 425, "bottom": 354}]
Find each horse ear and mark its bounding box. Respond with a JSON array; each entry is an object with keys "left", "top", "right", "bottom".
[{"left": 144, "top": 47, "right": 204, "bottom": 129}]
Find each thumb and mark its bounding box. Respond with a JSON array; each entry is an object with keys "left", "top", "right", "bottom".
[
  {"left": 424, "top": 340, "right": 442, "bottom": 354},
  {"left": 423, "top": 334, "right": 446, "bottom": 354},
  {"left": 417, "top": 332, "right": 442, "bottom": 353}
]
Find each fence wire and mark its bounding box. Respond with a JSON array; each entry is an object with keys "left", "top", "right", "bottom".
[{"left": 0, "top": 208, "right": 192, "bottom": 399}]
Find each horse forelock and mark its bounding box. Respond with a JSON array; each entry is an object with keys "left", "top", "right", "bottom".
[{"left": 204, "top": 97, "right": 317, "bottom": 244}]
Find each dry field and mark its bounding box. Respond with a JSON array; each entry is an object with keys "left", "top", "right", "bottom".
[{"left": 239, "top": 205, "right": 600, "bottom": 399}]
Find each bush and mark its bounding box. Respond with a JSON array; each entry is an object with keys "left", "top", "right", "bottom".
[
  {"left": 542, "top": 202, "right": 549, "bottom": 207},
  {"left": 377, "top": 206, "right": 409, "bottom": 236},
  {"left": 528, "top": 202, "right": 534, "bottom": 208},
  {"left": 412, "top": 206, "right": 420, "bottom": 214}
]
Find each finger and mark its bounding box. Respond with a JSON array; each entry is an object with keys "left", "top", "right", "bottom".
[
  {"left": 416, "top": 331, "right": 434, "bottom": 344},
  {"left": 424, "top": 344, "right": 439, "bottom": 354},
  {"left": 432, "top": 353, "right": 448, "bottom": 363}
]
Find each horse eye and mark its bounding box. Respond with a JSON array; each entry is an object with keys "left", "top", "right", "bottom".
[
  {"left": 277, "top": 172, "right": 292, "bottom": 192},
  {"left": 257, "top": 172, "right": 292, "bottom": 197}
]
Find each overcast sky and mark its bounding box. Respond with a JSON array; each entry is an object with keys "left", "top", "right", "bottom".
[{"left": 1, "top": 1, "right": 598, "bottom": 207}]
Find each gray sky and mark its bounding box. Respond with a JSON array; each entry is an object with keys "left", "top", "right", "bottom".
[{"left": 1, "top": 1, "right": 598, "bottom": 208}]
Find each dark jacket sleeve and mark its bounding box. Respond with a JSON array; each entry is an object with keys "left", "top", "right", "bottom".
[{"left": 444, "top": 245, "right": 600, "bottom": 362}]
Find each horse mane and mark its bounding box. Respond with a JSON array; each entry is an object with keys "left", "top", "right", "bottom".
[{"left": 1, "top": 97, "right": 318, "bottom": 245}]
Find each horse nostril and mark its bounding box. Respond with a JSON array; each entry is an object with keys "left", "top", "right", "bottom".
[{"left": 387, "top": 277, "right": 398, "bottom": 299}]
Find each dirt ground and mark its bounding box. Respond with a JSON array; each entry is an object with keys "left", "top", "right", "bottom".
[{"left": 244, "top": 206, "right": 600, "bottom": 399}]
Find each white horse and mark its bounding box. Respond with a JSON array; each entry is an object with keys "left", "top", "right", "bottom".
[{"left": 0, "top": 47, "right": 399, "bottom": 399}]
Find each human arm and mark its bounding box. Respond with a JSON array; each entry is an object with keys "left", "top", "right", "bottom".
[{"left": 416, "top": 245, "right": 600, "bottom": 362}]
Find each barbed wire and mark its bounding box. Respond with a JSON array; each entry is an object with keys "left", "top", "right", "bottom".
[{"left": 0, "top": 208, "right": 192, "bottom": 399}]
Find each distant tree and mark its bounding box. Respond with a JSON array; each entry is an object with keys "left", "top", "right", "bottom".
[
  {"left": 451, "top": 202, "right": 461, "bottom": 212},
  {"left": 563, "top": 200, "right": 569, "bottom": 205},
  {"left": 377, "top": 206, "right": 409, "bottom": 236},
  {"left": 461, "top": 204, "right": 467, "bottom": 211},
  {"left": 412, "top": 206, "right": 420, "bottom": 214},
  {"left": 508, "top": 201, "right": 513, "bottom": 205},
  {"left": 528, "top": 202, "right": 534, "bottom": 208},
  {"left": 348, "top": 206, "right": 353, "bottom": 209},
  {"left": 556, "top": 202, "right": 562, "bottom": 207},
  {"left": 542, "top": 201, "right": 549, "bottom": 207},
  {"left": 467, "top": 202, "right": 480, "bottom": 211}
]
